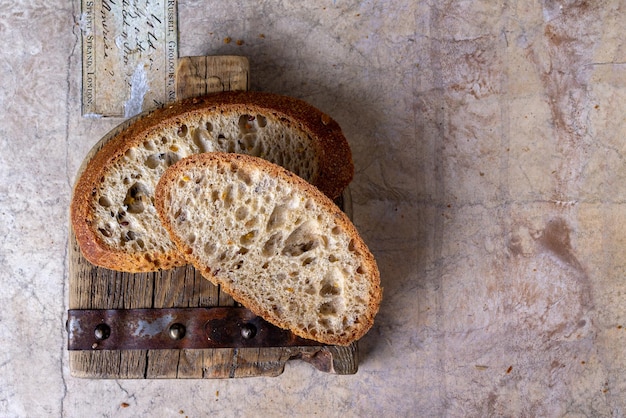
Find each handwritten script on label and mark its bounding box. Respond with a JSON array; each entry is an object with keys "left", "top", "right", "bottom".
[{"left": 81, "top": 0, "right": 178, "bottom": 117}]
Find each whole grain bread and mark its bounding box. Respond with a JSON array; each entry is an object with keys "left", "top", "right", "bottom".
[
  {"left": 155, "top": 153, "right": 381, "bottom": 346},
  {"left": 70, "top": 91, "right": 354, "bottom": 272}
]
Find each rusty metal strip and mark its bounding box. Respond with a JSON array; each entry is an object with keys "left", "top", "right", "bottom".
[{"left": 67, "top": 307, "right": 321, "bottom": 350}]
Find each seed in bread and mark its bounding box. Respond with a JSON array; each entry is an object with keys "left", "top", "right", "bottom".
[
  {"left": 70, "top": 91, "right": 354, "bottom": 272},
  {"left": 155, "top": 152, "right": 381, "bottom": 346}
]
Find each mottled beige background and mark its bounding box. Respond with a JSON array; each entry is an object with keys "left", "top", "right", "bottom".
[{"left": 1, "top": 0, "right": 625, "bottom": 416}]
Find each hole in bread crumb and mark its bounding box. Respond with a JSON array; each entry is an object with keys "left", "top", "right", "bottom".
[
  {"left": 145, "top": 154, "right": 161, "bottom": 169},
  {"left": 302, "top": 257, "right": 315, "bottom": 266},
  {"left": 145, "top": 151, "right": 179, "bottom": 169},
  {"left": 356, "top": 265, "right": 365, "bottom": 274},
  {"left": 238, "top": 247, "right": 249, "bottom": 255},
  {"left": 332, "top": 226, "right": 341, "bottom": 235},
  {"left": 237, "top": 168, "right": 253, "bottom": 185},
  {"left": 204, "top": 241, "right": 217, "bottom": 255},
  {"left": 240, "top": 230, "right": 256, "bottom": 245},
  {"left": 192, "top": 128, "right": 213, "bottom": 153},
  {"left": 262, "top": 232, "right": 283, "bottom": 256},
  {"left": 239, "top": 115, "right": 256, "bottom": 134},
  {"left": 242, "top": 134, "right": 257, "bottom": 152},
  {"left": 98, "top": 225, "right": 113, "bottom": 238},
  {"left": 257, "top": 115, "right": 267, "bottom": 128},
  {"left": 124, "top": 182, "right": 148, "bottom": 214},
  {"left": 177, "top": 124, "right": 188, "bottom": 137},
  {"left": 116, "top": 209, "right": 128, "bottom": 225},
  {"left": 262, "top": 262, "right": 269, "bottom": 269},
  {"left": 143, "top": 140, "right": 155, "bottom": 150},
  {"left": 348, "top": 239, "right": 356, "bottom": 252},
  {"left": 188, "top": 233, "right": 196, "bottom": 244},
  {"left": 205, "top": 122, "right": 213, "bottom": 132},
  {"left": 320, "top": 281, "right": 341, "bottom": 297},
  {"left": 318, "top": 301, "right": 338, "bottom": 316},
  {"left": 266, "top": 204, "right": 289, "bottom": 231},
  {"left": 222, "top": 184, "right": 236, "bottom": 208},
  {"left": 98, "top": 196, "right": 112, "bottom": 207},
  {"left": 235, "top": 206, "right": 249, "bottom": 221},
  {"left": 164, "top": 152, "right": 180, "bottom": 167},
  {"left": 282, "top": 224, "right": 320, "bottom": 256},
  {"left": 328, "top": 254, "right": 338, "bottom": 262},
  {"left": 121, "top": 230, "right": 137, "bottom": 245}
]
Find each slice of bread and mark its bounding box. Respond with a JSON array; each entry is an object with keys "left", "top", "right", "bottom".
[
  {"left": 71, "top": 91, "right": 354, "bottom": 272},
  {"left": 155, "top": 153, "right": 381, "bottom": 346}
]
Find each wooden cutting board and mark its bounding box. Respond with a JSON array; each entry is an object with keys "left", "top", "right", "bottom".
[{"left": 68, "top": 56, "right": 358, "bottom": 378}]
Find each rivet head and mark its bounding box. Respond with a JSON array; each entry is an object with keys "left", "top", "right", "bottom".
[
  {"left": 240, "top": 323, "right": 257, "bottom": 340},
  {"left": 169, "top": 323, "right": 186, "bottom": 340},
  {"left": 94, "top": 323, "right": 111, "bottom": 341}
]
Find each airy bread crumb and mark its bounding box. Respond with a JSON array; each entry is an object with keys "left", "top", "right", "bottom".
[{"left": 155, "top": 153, "right": 381, "bottom": 346}]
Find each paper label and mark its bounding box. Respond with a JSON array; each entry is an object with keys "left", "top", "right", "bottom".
[{"left": 81, "top": 0, "right": 178, "bottom": 117}]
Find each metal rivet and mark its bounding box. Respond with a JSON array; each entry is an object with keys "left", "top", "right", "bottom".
[
  {"left": 94, "top": 323, "right": 111, "bottom": 340},
  {"left": 241, "top": 323, "right": 257, "bottom": 339},
  {"left": 169, "top": 323, "right": 186, "bottom": 340}
]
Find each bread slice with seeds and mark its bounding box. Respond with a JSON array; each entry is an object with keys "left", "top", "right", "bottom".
[
  {"left": 70, "top": 91, "right": 353, "bottom": 272},
  {"left": 155, "top": 153, "right": 381, "bottom": 346}
]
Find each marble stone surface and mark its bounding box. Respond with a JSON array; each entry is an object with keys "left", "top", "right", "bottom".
[{"left": 1, "top": 0, "right": 626, "bottom": 416}]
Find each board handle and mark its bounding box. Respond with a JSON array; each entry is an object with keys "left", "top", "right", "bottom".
[{"left": 176, "top": 56, "right": 250, "bottom": 100}]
